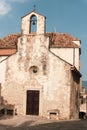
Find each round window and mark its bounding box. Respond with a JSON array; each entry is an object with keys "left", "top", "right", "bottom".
[{"left": 29, "top": 66, "right": 38, "bottom": 74}]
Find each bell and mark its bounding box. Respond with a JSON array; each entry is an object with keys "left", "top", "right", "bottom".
[{"left": 32, "top": 20, "right": 36, "bottom": 25}]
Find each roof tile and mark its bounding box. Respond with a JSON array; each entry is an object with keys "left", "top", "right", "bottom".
[
  {"left": 0, "top": 32, "right": 80, "bottom": 49},
  {"left": 0, "top": 34, "right": 21, "bottom": 49},
  {"left": 46, "top": 33, "right": 80, "bottom": 48}
]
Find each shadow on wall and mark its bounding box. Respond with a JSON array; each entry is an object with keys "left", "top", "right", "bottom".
[
  {"left": 0, "top": 96, "right": 16, "bottom": 117},
  {"left": 0, "top": 83, "right": 16, "bottom": 117}
]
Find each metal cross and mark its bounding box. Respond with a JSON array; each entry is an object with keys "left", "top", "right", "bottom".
[{"left": 33, "top": 5, "right": 36, "bottom": 11}]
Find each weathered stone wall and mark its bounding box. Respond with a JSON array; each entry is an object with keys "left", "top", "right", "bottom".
[{"left": 1, "top": 34, "right": 49, "bottom": 115}]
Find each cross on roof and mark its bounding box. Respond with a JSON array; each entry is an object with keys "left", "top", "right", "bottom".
[{"left": 33, "top": 5, "right": 36, "bottom": 11}]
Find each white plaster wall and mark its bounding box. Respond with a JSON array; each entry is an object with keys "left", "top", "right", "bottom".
[
  {"left": 80, "top": 103, "right": 86, "bottom": 113},
  {"left": 0, "top": 57, "right": 7, "bottom": 83},
  {"left": 50, "top": 48, "right": 80, "bottom": 70},
  {"left": 42, "top": 52, "right": 71, "bottom": 119},
  {"left": 80, "top": 94, "right": 87, "bottom": 113},
  {"left": 74, "top": 48, "right": 80, "bottom": 70}
]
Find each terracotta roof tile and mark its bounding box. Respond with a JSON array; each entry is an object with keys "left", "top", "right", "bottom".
[
  {"left": 0, "top": 32, "right": 80, "bottom": 50},
  {"left": 0, "top": 34, "right": 21, "bottom": 49},
  {"left": 46, "top": 33, "right": 80, "bottom": 48},
  {"left": 0, "top": 49, "right": 16, "bottom": 56}
]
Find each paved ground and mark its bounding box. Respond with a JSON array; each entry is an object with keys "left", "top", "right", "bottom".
[{"left": 0, "top": 115, "right": 87, "bottom": 130}]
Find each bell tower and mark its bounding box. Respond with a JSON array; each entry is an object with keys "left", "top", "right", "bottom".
[{"left": 21, "top": 10, "right": 46, "bottom": 35}]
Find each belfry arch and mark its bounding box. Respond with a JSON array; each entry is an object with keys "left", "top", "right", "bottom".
[
  {"left": 30, "top": 15, "right": 37, "bottom": 33},
  {"left": 21, "top": 11, "right": 46, "bottom": 35}
]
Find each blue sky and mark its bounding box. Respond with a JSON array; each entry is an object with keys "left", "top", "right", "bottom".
[{"left": 0, "top": 0, "right": 87, "bottom": 80}]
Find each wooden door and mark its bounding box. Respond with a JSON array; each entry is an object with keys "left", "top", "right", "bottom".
[{"left": 26, "top": 90, "right": 39, "bottom": 115}]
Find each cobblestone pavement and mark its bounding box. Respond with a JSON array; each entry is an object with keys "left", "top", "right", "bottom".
[{"left": 0, "top": 115, "right": 87, "bottom": 130}]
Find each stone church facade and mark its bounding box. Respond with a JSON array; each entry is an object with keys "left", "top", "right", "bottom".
[{"left": 0, "top": 11, "right": 81, "bottom": 119}]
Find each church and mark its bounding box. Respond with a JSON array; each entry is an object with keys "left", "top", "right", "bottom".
[{"left": 0, "top": 10, "right": 81, "bottom": 120}]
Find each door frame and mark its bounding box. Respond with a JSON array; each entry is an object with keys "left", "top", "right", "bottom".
[{"left": 26, "top": 90, "right": 40, "bottom": 115}]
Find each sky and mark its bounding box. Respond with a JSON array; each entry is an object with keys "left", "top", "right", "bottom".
[{"left": 0, "top": 0, "right": 87, "bottom": 81}]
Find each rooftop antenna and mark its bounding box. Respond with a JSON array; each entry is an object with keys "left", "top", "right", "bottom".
[
  {"left": 54, "top": 26, "right": 57, "bottom": 33},
  {"left": 33, "top": 4, "right": 36, "bottom": 11}
]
